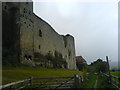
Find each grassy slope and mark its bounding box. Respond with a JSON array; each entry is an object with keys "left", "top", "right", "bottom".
[{"left": 2, "top": 66, "right": 83, "bottom": 85}]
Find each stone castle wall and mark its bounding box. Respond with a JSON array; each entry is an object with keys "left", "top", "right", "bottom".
[{"left": 2, "top": 1, "right": 76, "bottom": 70}]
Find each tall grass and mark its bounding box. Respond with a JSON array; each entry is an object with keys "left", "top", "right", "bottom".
[{"left": 2, "top": 66, "right": 83, "bottom": 85}]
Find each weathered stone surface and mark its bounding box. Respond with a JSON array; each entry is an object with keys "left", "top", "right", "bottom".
[{"left": 2, "top": 1, "right": 76, "bottom": 70}]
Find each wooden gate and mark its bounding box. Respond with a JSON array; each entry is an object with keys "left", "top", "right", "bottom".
[{"left": 1, "top": 74, "right": 83, "bottom": 89}]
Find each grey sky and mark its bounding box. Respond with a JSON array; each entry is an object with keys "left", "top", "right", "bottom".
[{"left": 33, "top": 0, "right": 118, "bottom": 65}]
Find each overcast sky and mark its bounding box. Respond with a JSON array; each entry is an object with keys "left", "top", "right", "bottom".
[{"left": 33, "top": 0, "right": 118, "bottom": 65}]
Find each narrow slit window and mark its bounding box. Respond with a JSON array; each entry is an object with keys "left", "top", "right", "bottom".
[
  {"left": 39, "top": 29, "right": 42, "bottom": 37},
  {"left": 23, "top": 8, "right": 25, "bottom": 13},
  {"left": 5, "top": 6, "right": 7, "bottom": 9},
  {"left": 39, "top": 45, "right": 40, "bottom": 49}
]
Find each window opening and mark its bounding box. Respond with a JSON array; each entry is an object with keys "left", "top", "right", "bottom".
[
  {"left": 39, "top": 45, "right": 40, "bottom": 49},
  {"left": 39, "top": 29, "right": 42, "bottom": 37}
]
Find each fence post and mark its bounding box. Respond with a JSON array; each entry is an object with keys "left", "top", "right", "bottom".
[
  {"left": 29, "top": 77, "right": 32, "bottom": 87},
  {"left": 109, "top": 75, "right": 112, "bottom": 84},
  {"left": 80, "top": 76, "right": 84, "bottom": 83},
  {"left": 9, "top": 84, "right": 12, "bottom": 90},
  {"left": 106, "top": 56, "right": 112, "bottom": 85},
  {"left": 21, "top": 82, "right": 24, "bottom": 88},
  {"left": 74, "top": 74, "right": 80, "bottom": 88}
]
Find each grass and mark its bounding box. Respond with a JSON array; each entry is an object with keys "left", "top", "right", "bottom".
[
  {"left": 110, "top": 71, "right": 120, "bottom": 77},
  {"left": 2, "top": 66, "right": 83, "bottom": 85},
  {"left": 110, "top": 71, "right": 120, "bottom": 84},
  {"left": 81, "top": 73, "right": 97, "bottom": 88},
  {"left": 97, "top": 74, "right": 111, "bottom": 88},
  {"left": 81, "top": 73, "right": 113, "bottom": 88}
]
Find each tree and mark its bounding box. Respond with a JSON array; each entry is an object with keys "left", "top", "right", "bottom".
[{"left": 88, "top": 59, "right": 108, "bottom": 73}]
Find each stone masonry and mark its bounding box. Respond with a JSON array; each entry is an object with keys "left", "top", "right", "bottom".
[{"left": 2, "top": 1, "right": 76, "bottom": 70}]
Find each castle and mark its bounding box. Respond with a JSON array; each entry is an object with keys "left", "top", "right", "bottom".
[{"left": 2, "top": 1, "right": 76, "bottom": 70}]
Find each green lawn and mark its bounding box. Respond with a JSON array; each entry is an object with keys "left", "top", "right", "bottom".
[
  {"left": 2, "top": 66, "right": 83, "bottom": 85},
  {"left": 110, "top": 71, "right": 120, "bottom": 84},
  {"left": 110, "top": 71, "right": 120, "bottom": 77}
]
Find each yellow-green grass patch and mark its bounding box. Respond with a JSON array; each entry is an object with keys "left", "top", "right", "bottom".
[{"left": 2, "top": 66, "right": 83, "bottom": 85}]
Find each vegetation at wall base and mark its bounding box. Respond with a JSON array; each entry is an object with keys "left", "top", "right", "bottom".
[
  {"left": 3, "top": 50, "right": 68, "bottom": 69},
  {"left": 34, "top": 51, "right": 67, "bottom": 68}
]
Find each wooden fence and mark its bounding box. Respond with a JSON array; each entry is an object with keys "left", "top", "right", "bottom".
[
  {"left": 0, "top": 74, "right": 84, "bottom": 90},
  {"left": 100, "top": 72, "right": 120, "bottom": 90}
]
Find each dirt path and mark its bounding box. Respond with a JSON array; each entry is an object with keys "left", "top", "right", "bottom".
[{"left": 94, "top": 76, "right": 98, "bottom": 89}]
